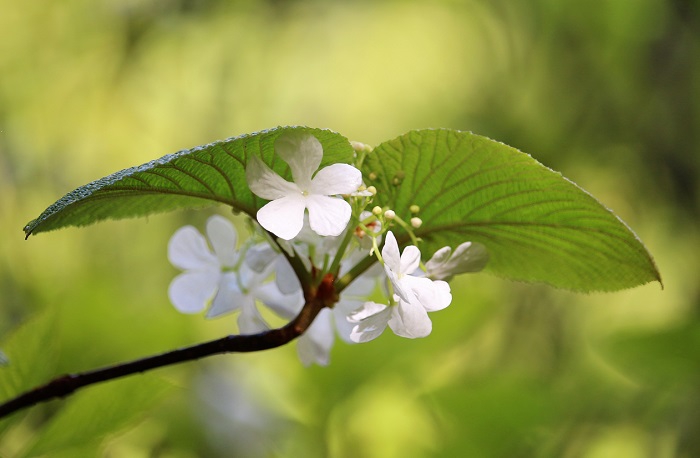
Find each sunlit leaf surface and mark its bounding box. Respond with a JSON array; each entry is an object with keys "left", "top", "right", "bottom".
[
  {"left": 364, "top": 129, "right": 661, "bottom": 291},
  {"left": 23, "top": 126, "right": 354, "bottom": 237}
]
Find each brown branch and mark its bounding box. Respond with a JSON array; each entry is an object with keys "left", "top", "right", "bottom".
[{"left": 0, "top": 297, "right": 325, "bottom": 420}]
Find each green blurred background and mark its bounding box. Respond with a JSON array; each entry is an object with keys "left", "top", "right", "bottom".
[{"left": 1, "top": 0, "right": 698, "bottom": 456}]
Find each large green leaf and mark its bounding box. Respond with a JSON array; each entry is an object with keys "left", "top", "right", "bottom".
[
  {"left": 24, "top": 126, "right": 354, "bottom": 237},
  {"left": 363, "top": 129, "right": 661, "bottom": 292}
]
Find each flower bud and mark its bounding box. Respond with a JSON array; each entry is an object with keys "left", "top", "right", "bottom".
[
  {"left": 372, "top": 206, "right": 383, "bottom": 215},
  {"left": 410, "top": 217, "right": 423, "bottom": 228},
  {"left": 409, "top": 204, "right": 420, "bottom": 214},
  {"left": 384, "top": 210, "right": 396, "bottom": 220},
  {"left": 350, "top": 141, "right": 372, "bottom": 153},
  {"left": 367, "top": 186, "right": 377, "bottom": 195},
  {"left": 368, "top": 172, "right": 378, "bottom": 180}
]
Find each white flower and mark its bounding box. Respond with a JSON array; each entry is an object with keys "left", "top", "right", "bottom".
[
  {"left": 424, "top": 241, "right": 489, "bottom": 281},
  {"left": 382, "top": 232, "right": 451, "bottom": 313},
  {"left": 246, "top": 131, "right": 363, "bottom": 240},
  {"left": 167, "top": 215, "right": 303, "bottom": 334},
  {"left": 168, "top": 215, "right": 239, "bottom": 315},
  {"left": 349, "top": 231, "right": 452, "bottom": 342}
]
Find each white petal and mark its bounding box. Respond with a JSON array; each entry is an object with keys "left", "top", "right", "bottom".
[
  {"left": 348, "top": 302, "right": 391, "bottom": 343},
  {"left": 275, "top": 256, "right": 302, "bottom": 295},
  {"left": 306, "top": 195, "right": 352, "bottom": 237},
  {"left": 399, "top": 245, "right": 421, "bottom": 276},
  {"left": 296, "top": 309, "right": 335, "bottom": 366},
  {"left": 425, "top": 242, "right": 490, "bottom": 280},
  {"left": 206, "top": 215, "right": 238, "bottom": 267},
  {"left": 274, "top": 131, "right": 323, "bottom": 190},
  {"left": 348, "top": 300, "right": 386, "bottom": 322},
  {"left": 387, "top": 269, "right": 413, "bottom": 305},
  {"left": 310, "top": 163, "right": 362, "bottom": 196},
  {"left": 381, "top": 231, "right": 401, "bottom": 274},
  {"left": 430, "top": 280, "right": 452, "bottom": 311},
  {"left": 168, "top": 226, "right": 218, "bottom": 271},
  {"left": 237, "top": 262, "right": 266, "bottom": 290},
  {"left": 402, "top": 276, "right": 452, "bottom": 312},
  {"left": 333, "top": 302, "right": 359, "bottom": 343},
  {"left": 447, "top": 241, "right": 490, "bottom": 273},
  {"left": 388, "top": 299, "right": 432, "bottom": 338},
  {"left": 237, "top": 302, "right": 269, "bottom": 335},
  {"left": 246, "top": 154, "right": 300, "bottom": 201},
  {"left": 256, "top": 194, "right": 306, "bottom": 240},
  {"left": 425, "top": 246, "right": 452, "bottom": 270},
  {"left": 245, "top": 243, "right": 277, "bottom": 272},
  {"left": 207, "top": 272, "right": 245, "bottom": 318},
  {"left": 168, "top": 271, "right": 218, "bottom": 314},
  {"left": 254, "top": 282, "right": 303, "bottom": 320}
]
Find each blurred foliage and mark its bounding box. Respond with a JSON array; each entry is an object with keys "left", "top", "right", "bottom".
[{"left": 0, "top": 0, "right": 697, "bottom": 456}]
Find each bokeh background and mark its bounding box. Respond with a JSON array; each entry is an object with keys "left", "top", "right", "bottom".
[{"left": 1, "top": 0, "right": 698, "bottom": 456}]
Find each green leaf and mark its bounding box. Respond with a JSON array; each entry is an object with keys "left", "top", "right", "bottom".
[
  {"left": 0, "top": 313, "right": 58, "bottom": 435},
  {"left": 24, "top": 126, "right": 354, "bottom": 237},
  {"left": 20, "top": 375, "right": 172, "bottom": 457},
  {"left": 363, "top": 129, "right": 661, "bottom": 292}
]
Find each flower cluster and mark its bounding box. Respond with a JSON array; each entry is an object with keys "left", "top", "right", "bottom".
[{"left": 167, "top": 131, "right": 488, "bottom": 366}]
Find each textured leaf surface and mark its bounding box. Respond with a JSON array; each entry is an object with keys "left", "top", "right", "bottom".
[
  {"left": 24, "top": 126, "right": 354, "bottom": 237},
  {"left": 363, "top": 129, "right": 661, "bottom": 292}
]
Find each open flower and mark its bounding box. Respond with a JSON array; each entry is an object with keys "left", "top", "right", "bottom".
[
  {"left": 168, "top": 215, "right": 240, "bottom": 315},
  {"left": 167, "top": 215, "right": 303, "bottom": 334},
  {"left": 246, "top": 131, "right": 363, "bottom": 240},
  {"left": 349, "top": 231, "right": 452, "bottom": 342}
]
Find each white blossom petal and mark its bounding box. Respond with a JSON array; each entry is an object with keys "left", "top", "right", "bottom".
[
  {"left": 399, "top": 245, "right": 421, "bottom": 276},
  {"left": 430, "top": 280, "right": 452, "bottom": 311},
  {"left": 381, "top": 231, "right": 402, "bottom": 274},
  {"left": 425, "top": 241, "right": 489, "bottom": 280},
  {"left": 388, "top": 299, "right": 432, "bottom": 338},
  {"left": 246, "top": 154, "right": 300, "bottom": 201},
  {"left": 206, "top": 215, "right": 238, "bottom": 267},
  {"left": 401, "top": 276, "right": 452, "bottom": 312},
  {"left": 168, "top": 226, "right": 218, "bottom": 271},
  {"left": 237, "top": 301, "right": 269, "bottom": 335},
  {"left": 306, "top": 195, "right": 352, "bottom": 237},
  {"left": 333, "top": 301, "right": 360, "bottom": 343},
  {"left": 310, "top": 163, "right": 363, "bottom": 196},
  {"left": 275, "top": 256, "right": 301, "bottom": 295},
  {"left": 207, "top": 272, "right": 245, "bottom": 318},
  {"left": 256, "top": 194, "right": 306, "bottom": 240},
  {"left": 297, "top": 309, "right": 335, "bottom": 366},
  {"left": 245, "top": 243, "right": 277, "bottom": 273},
  {"left": 426, "top": 246, "right": 451, "bottom": 267},
  {"left": 253, "top": 282, "right": 303, "bottom": 320},
  {"left": 349, "top": 301, "right": 392, "bottom": 343},
  {"left": 386, "top": 269, "right": 412, "bottom": 304},
  {"left": 168, "top": 271, "right": 218, "bottom": 314},
  {"left": 274, "top": 131, "right": 323, "bottom": 190}
]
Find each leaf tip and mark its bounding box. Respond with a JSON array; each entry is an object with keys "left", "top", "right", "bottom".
[{"left": 23, "top": 222, "right": 34, "bottom": 240}]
